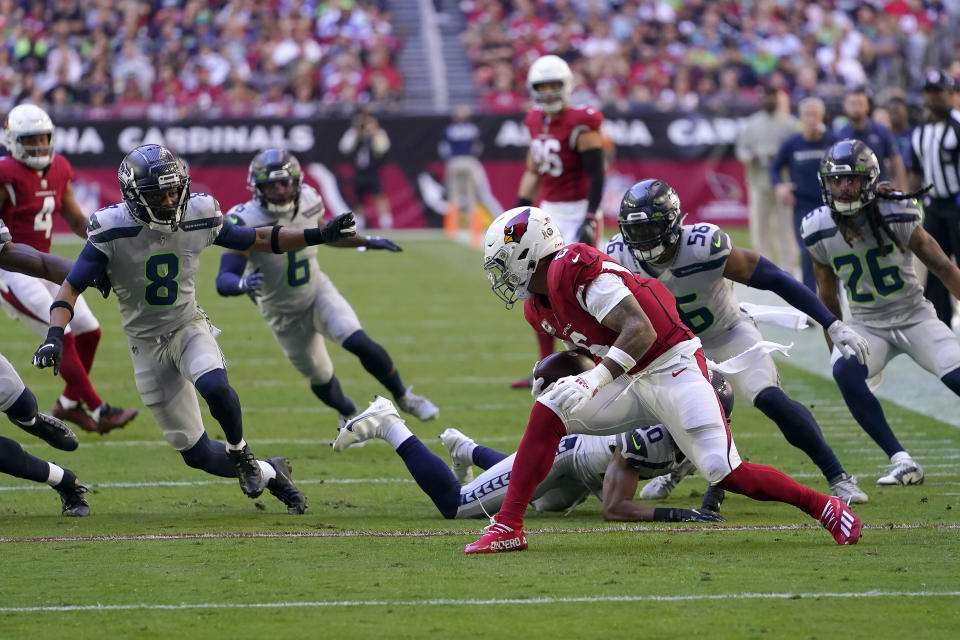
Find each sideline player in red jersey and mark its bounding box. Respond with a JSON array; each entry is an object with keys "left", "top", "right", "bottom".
[
  {"left": 510, "top": 55, "right": 606, "bottom": 389},
  {"left": 465, "top": 207, "right": 863, "bottom": 553},
  {"left": 0, "top": 104, "right": 136, "bottom": 434}
]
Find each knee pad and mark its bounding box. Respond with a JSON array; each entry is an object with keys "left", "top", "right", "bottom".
[
  {"left": 833, "top": 354, "right": 867, "bottom": 383},
  {"left": 697, "top": 453, "right": 732, "bottom": 485}
]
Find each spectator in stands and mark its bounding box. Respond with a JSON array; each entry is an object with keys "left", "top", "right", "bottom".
[
  {"left": 339, "top": 108, "right": 393, "bottom": 229},
  {"left": 771, "top": 97, "right": 838, "bottom": 292},
  {"left": 736, "top": 86, "right": 801, "bottom": 277}
]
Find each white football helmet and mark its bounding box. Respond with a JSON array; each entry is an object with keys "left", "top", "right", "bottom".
[
  {"left": 483, "top": 206, "right": 565, "bottom": 309},
  {"left": 526, "top": 55, "right": 572, "bottom": 114},
  {"left": 3, "top": 104, "right": 55, "bottom": 170}
]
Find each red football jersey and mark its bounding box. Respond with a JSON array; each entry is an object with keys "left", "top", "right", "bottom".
[
  {"left": 0, "top": 154, "right": 75, "bottom": 253},
  {"left": 524, "top": 105, "right": 603, "bottom": 203},
  {"left": 524, "top": 243, "right": 693, "bottom": 373}
]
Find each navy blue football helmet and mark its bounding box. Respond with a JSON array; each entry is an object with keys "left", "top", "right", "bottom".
[
  {"left": 118, "top": 144, "right": 191, "bottom": 231},
  {"left": 248, "top": 149, "right": 303, "bottom": 218},
  {"left": 618, "top": 179, "right": 683, "bottom": 262}
]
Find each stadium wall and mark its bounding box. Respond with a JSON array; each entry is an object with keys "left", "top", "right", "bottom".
[{"left": 49, "top": 112, "right": 750, "bottom": 231}]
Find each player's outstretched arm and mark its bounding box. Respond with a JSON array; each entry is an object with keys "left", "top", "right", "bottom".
[
  {"left": 601, "top": 452, "right": 654, "bottom": 521},
  {"left": 328, "top": 234, "right": 402, "bottom": 252},
  {"left": 726, "top": 245, "right": 839, "bottom": 328},
  {"left": 911, "top": 225, "right": 960, "bottom": 300},
  {"left": 0, "top": 241, "right": 73, "bottom": 284},
  {"left": 601, "top": 453, "right": 725, "bottom": 523},
  {"left": 214, "top": 213, "right": 357, "bottom": 254}
]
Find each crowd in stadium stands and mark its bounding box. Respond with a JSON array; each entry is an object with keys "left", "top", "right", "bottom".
[
  {"left": 0, "top": 0, "right": 402, "bottom": 120},
  {"left": 460, "top": 0, "right": 960, "bottom": 114}
]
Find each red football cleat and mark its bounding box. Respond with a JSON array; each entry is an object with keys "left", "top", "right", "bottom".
[
  {"left": 510, "top": 376, "right": 533, "bottom": 389},
  {"left": 819, "top": 496, "right": 862, "bottom": 545},
  {"left": 463, "top": 518, "right": 528, "bottom": 554}
]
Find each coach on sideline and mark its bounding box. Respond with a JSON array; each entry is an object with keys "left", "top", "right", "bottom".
[{"left": 910, "top": 69, "right": 960, "bottom": 326}]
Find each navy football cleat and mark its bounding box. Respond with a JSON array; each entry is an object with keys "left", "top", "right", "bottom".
[
  {"left": 11, "top": 412, "right": 79, "bottom": 451},
  {"left": 266, "top": 457, "right": 307, "bottom": 515}
]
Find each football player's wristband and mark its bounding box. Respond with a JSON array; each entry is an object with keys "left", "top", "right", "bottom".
[
  {"left": 605, "top": 346, "right": 636, "bottom": 372},
  {"left": 49, "top": 300, "right": 74, "bottom": 322},
  {"left": 652, "top": 508, "right": 676, "bottom": 522},
  {"left": 515, "top": 197, "right": 533, "bottom": 208},
  {"left": 270, "top": 225, "right": 283, "bottom": 254}
]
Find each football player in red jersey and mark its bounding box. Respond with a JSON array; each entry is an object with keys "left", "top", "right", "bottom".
[
  {"left": 464, "top": 206, "right": 863, "bottom": 553},
  {"left": 511, "top": 55, "right": 606, "bottom": 388},
  {"left": 0, "top": 104, "right": 137, "bottom": 434}
]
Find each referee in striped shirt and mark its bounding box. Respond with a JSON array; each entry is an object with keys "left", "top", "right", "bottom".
[{"left": 910, "top": 69, "right": 960, "bottom": 325}]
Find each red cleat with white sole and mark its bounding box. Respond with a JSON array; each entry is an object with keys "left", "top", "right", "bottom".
[
  {"left": 463, "top": 518, "right": 528, "bottom": 554},
  {"left": 819, "top": 496, "right": 862, "bottom": 545}
]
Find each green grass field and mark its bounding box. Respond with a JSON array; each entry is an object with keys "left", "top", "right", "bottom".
[{"left": 1, "top": 235, "right": 958, "bottom": 639}]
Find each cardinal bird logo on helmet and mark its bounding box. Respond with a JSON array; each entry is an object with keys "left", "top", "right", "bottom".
[{"left": 503, "top": 208, "right": 532, "bottom": 244}]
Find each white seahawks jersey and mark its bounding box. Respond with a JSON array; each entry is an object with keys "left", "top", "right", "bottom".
[
  {"left": 614, "top": 425, "right": 685, "bottom": 479},
  {"left": 801, "top": 200, "right": 932, "bottom": 328},
  {"left": 605, "top": 224, "right": 741, "bottom": 340},
  {"left": 87, "top": 194, "right": 223, "bottom": 339},
  {"left": 558, "top": 433, "right": 616, "bottom": 497},
  {"left": 224, "top": 185, "right": 325, "bottom": 328}
]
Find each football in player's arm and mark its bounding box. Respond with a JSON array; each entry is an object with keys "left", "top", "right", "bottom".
[{"left": 465, "top": 206, "right": 862, "bottom": 554}]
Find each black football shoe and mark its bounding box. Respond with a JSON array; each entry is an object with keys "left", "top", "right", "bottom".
[
  {"left": 55, "top": 478, "right": 90, "bottom": 517},
  {"left": 228, "top": 444, "right": 266, "bottom": 498},
  {"left": 11, "top": 413, "right": 79, "bottom": 451},
  {"left": 266, "top": 457, "right": 307, "bottom": 514}
]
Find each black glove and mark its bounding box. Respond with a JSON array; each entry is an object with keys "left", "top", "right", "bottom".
[
  {"left": 93, "top": 271, "right": 112, "bottom": 299},
  {"left": 33, "top": 326, "right": 65, "bottom": 375},
  {"left": 576, "top": 214, "right": 598, "bottom": 247},
  {"left": 364, "top": 236, "right": 402, "bottom": 252},
  {"left": 320, "top": 212, "right": 357, "bottom": 244},
  {"left": 653, "top": 507, "right": 726, "bottom": 523}
]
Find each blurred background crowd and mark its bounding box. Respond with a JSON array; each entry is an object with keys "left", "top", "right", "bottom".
[
  {"left": 3, "top": 0, "right": 959, "bottom": 120},
  {"left": 0, "top": 0, "right": 403, "bottom": 120}
]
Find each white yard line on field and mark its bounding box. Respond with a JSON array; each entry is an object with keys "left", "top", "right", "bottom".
[
  {"left": 0, "top": 522, "right": 957, "bottom": 544},
  {"left": 1, "top": 589, "right": 959, "bottom": 613}
]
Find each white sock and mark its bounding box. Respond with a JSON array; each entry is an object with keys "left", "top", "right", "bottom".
[
  {"left": 225, "top": 439, "right": 247, "bottom": 452},
  {"left": 16, "top": 416, "right": 36, "bottom": 426},
  {"left": 46, "top": 463, "right": 65, "bottom": 486},
  {"left": 257, "top": 460, "right": 277, "bottom": 482},
  {"left": 891, "top": 451, "right": 912, "bottom": 465},
  {"left": 382, "top": 417, "right": 414, "bottom": 449},
  {"left": 91, "top": 404, "right": 103, "bottom": 422},
  {"left": 59, "top": 396, "right": 79, "bottom": 410}
]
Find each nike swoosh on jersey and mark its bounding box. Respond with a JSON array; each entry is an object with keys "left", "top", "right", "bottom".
[{"left": 671, "top": 367, "right": 687, "bottom": 377}]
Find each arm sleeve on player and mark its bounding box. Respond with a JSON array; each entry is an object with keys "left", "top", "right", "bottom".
[
  {"left": 65, "top": 242, "right": 108, "bottom": 293},
  {"left": 215, "top": 252, "right": 249, "bottom": 296},
  {"left": 582, "top": 147, "right": 605, "bottom": 214},
  {"left": 584, "top": 273, "right": 633, "bottom": 324},
  {"left": 213, "top": 220, "right": 257, "bottom": 250},
  {"left": 746, "top": 255, "right": 837, "bottom": 327}
]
